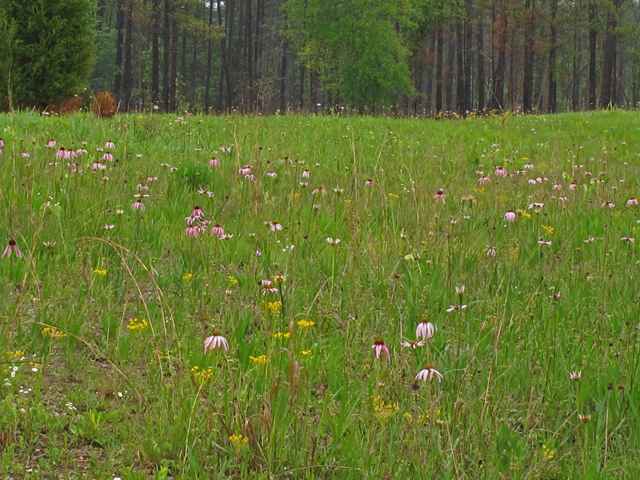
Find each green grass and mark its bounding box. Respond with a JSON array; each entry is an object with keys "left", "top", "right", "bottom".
[{"left": 0, "top": 110, "right": 640, "bottom": 479}]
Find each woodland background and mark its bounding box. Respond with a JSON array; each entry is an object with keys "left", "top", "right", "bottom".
[{"left": 1, "top": 0, "right": 640, "bottom": 115}]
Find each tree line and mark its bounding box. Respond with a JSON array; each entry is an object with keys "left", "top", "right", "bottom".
[{"left": 2, "top": 0, "right": 640, "bottom": 114}]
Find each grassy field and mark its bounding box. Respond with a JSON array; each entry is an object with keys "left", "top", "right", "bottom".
[{"left": 1, "top": 110, "right": 640, "bottom": 479}]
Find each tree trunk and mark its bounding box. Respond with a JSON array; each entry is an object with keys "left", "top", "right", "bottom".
[
  {"left": 151, "top": 0, "right": 160, "bottom": 106},
  {"left": 464, "top": 0, "right": 472, "bottom": 115},
  {"left": 548, "top": 0, "right": 557, "bottom": 113},
  {"left": 298, "top": 65, "right": 305, "bottom": 110},
  {"left": 445, "top": 25, "right": 455, "bottom": 112},
  {"left": 122, "top": 0, "right": 133, "bottom": 112},
  {"left": 572, "top": 28, "right": 580, "bottom": 110},
  {"left": 476, "top": 11, "right": 485, "bottom": 112},
  {"left": 522, "top": 0, "right": 534, "bottom": 112},
  {"left": 162, "top": 0, "right": 171, "bottom": 110},
  {"left": 245, "top": 0, "right": 253, "bottom": 110},
  {"left": 205, "top": 0, "right": 214, "bottom": 112},
  {"left": 600, "top": 0, "right": 619, "bottom": 107},
  {"left": 456, "top": 21, "right": 465, "bottom": 115},
  {"left": 491, "top": 0, "right": 507, "bottom": 111},
  {"left": 588, "top": 0, "right": 597, "bottom": 109},
  {"left": 170, "top": 17, "right": 178, "bottom": 111},
  {"left": 114, "top": 0, "right": 125, "bottom": 99},
  {"left": 436, "top": 26, "right": 444, "bottom": 114}
]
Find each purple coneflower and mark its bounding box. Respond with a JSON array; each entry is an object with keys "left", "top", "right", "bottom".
[
  {"left": 238, "top": 165, "right": 252, "bottom": 175},
  {"left": 621, "top": 237, "right": 635, "bottom": 243},
  {"left": 401, "top": 340, "right": 426, "bottom": 349},
  {"left": 266, "top": 171, "right": 277, "bottom": 178},
  {"left": 185, "top": 225, "right": 202, "bottom": 238},
  {"left": 552, "top": 183, "right": 562, "bottom": 190},
  {"left": 131, "top": 200, "right": 145, "bottom": 211},
  {"left": 268, "top": 221, "right": 283, "bottom": 232},
  {"left": 504, "top": 210, "right": 516, "bottom": 222},
  {"left": 569, "top": 183, "right": 577, "bottom": 190},
  {"left": 365, "top": 179, "right": 373, "bottom": 187},
  {"left": 485, "top": 245, "right": 496, "bottom": 256},
  {"left": 626, "top": 198, "right": 638, "bottom": 207},
  {"left": 210, "top": 224, "right": 224, "bottom": 237},
  {"left": 22, "top": 152, "right": 30, "bottom": 158},
  {"left": 528, "top": 202, "right": 545, "bottom": 209},
  {"left": 209, "top": 158, "right": 218, "bottom": 167},
  {"left": 302, "top": 170, "right": 310, "bottom": 178},
  {"left": 2, "top": 240, "right": 23, "bottom": 258},
  {"left": 523, "top": 163, "right": 534, "bottom": 169},
  {"left": 47, "top": 139, "right": 56, "bottom": 148},
  {"left": 415, "top": 318, "right": 434, "bottom": 340},
  {"left": 479, "top": 176, "right": 491, "bottom": 184},
  {"left": 446, "top": 304, "right": 467, "bottom": 313},
  {"left": 204, "top": 331, "right": 229, "bottom": 352},
  {"left": 494, "top": 167, "right": 508, "bottom": 177},
  {"left": 103, "top": 152, "right": 114, "bottom": 162},
  {"left": 326, "top": 237, "right": 341, "bottom": 245},
  {"left": 415, "top": 365, "right": 443, "bottom": 382},
  {"left": 372, "top": 339, "right": 390, "bottom": 360},
  {"left": 56, "top": 148, "right": 66, "bottom": 159},
  {"left": 537, "top": 237, "right": 552, "bottom": 245},
  {"left": 312, "top": 186, "right": 328, "bottom": 195},
  {"left": 147, "top": 176, "right": 158, "bottom": 182},
  {"left": 91, "top": 162, "right": 106, "bottom": 171},
  {"left": 260, "top": 279, "right": 279, "bottom": 294},
  {"left": 601, "top": 201, "right": 615, "bottom": 209},
  {"left": 105, "top": 140, "right": 115, "bottom": 149},
  {"left": 433, "top": 190, "right": 446, "bottom": 203},
  {"left": 220, "top": 146, "right": 232, "bottom": 153},
  {"left": 136, "top": 183, "right": 149, "bottom": 191}
]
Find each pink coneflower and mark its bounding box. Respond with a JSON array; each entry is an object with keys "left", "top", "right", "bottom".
[
  {"left": 47, "top": 139, "right": 56, "bottom": 148},
  {"left": 266, "top": 171, "right": 277, "bottom": 178},
  {"left": 204, "top": 331, "right": 229, "bottom": 352},
  {"left": 185, "top": 225, "right": 203, "bottom": 238},
  {"left": 210, "top": 224, "right": 224, "bottom": 237},
  {"left": 528, "top": 202, "right": 545, "bottom": 209},
  {"left": 105, "top": 140, "right": 115, "bottom": 149},
  {"left": 312, "top": 186, "right": 328, "bottom": 195},
  {"left": 365, "top": 179, "right": 373, "bottom": 187},
  {"left": 504, "top": 210, "right": 516, "bottom": 222},
  {"left": 268, "top": 221, "right": 283, "bottom": 232},
  {"left": 523, "top": 163, "right": 534, "bottom": 169},
  {"left": 479, "top": 176, "right": 491, "bottom": 184},
  {"left": 415, "top": 319, "right": 435, "bottom": 340},
  {"left": 76, "top": 148, "right": 88, "bottom": 154},
  {"left": 558, "top": 196, "right": 568, "bottom": 201},
  {"left": 56, "top": 148, "right": 66, "bottom": 159},
  {"left": 22, "top": 152, "right": 30, "bottom": 158},
  {"left": 102, "top": 224, "right": 115, "bottom": 230},
  {"left": 191, "top": 206, "right": 204, "bottom": 218},
  {"left": 326, "top": 237, "right": 341, "bottom": 245},
  {"left": 626, "top": 198, "right": 639, "bottom": 207},
  {"left": 103, "top": 152, "right": 113, "bottom": 162},
  {"left": 66, "top": 149, "right": 76, "bottom": 160},
  {"left": 0, "top": 138, "right": 3, "bottom": 148},
  {"left": 161, "top": 163, "right": 171, "bottom": 168},
  {"left": 401, "top": 340, "right": 425, "bottom": 349},
  {"left": 260, "top": 279, "right": 278, "bottom": 294},
  {"left": 2, "top": 240, "right": 23, "bottom": 258},
  {"left": 494, "top": 166, "right": 508, "bottom": 177},
  {"left": 601, "top": 201, "right": 615, "bottom": 209},
  {"left": 537, "top": 237, "right": 552, "bottom": 245},
  {"left": 220, "top": 146, "right": 232, "bottom": 153},
  {"left": 415, "top": 365, "right": 443, "bottom": 382},
  {"left": 209, "top": 158, "right": 218, "bottom": 167},
  {"left": 300, "top": 182, "right": 308, "bottom": 187},
  {"left": 91, "top": 162, "right": 106, "bottom": 171},
  {"left": 170, "top": 167, "right": 179, "bottom": 172},
  {"left": 147, "top": 176, "right": 158, "bottom": 182},
  {"left": 584, "top": 237, "right": 595, "bottom": 243},
  {"left": 433, "top": 190, "right": 446, "bottom": 203},
  {"left": 549, "top": 291, "right": 561, "bottom": 300},
  {"left": 334, "top": 187, "right": 344, "bottom": 194},
  {"left": 238, "top": 165, "right": 252, "bottom": 175},
  {"left": 135, "top": 183, "right": 149, "bottom": 191},
  {"left": 552, "top": 183, "right": 562, "bottom": 190},
  {"left": 446, "top": 304, "right": 467, "bottom": 312},
  {"left": 621, "top": 237, "right": 635, "bottom": 243},
  {"left": 131, "top": 200, "right": 145, "bottom": 211},
  {"left": 372, "top": 339, "right": 390, "bottom": 360},
  {"left": 485, "top": 245, "right": 496, "bottom": 256},
  {"left": 302, "top": 170, "right": 310, "bottom": 178},
  {"left": 527, "top": 179, "right": 537, "bottom": 185},
  {"left": 219, "top": 233, "right": 234, "bottom": 239}
]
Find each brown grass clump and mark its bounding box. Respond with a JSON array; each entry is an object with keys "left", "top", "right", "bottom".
[
  {"left": 48, "top": 96, "right": 84, "bottom": 114},
  {"left": 92, "top": 91, "right": 118, "bottom": 118}
]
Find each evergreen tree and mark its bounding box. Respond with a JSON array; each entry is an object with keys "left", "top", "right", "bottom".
[{"left": 0, "top": 0, "right": 95, "bottom": 108}]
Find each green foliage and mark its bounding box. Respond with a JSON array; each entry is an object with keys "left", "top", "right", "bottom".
[
  {"left": 285, "top": 0, "right": 416, "bottom": 108},
  {"left": 0, "top": 0, "right": 95, "bottom": 108}
]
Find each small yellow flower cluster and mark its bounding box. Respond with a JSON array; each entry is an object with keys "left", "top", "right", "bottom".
[
  {"left": 474, "top": 188, "right": 485, "bottom": 194},
  {"left": 228, "top": 275, "right": 238, "bottom": 285},
  {"left": 373, "top": 395, "right": 399, "bottom": 425},
  {"left": 263, "top": 301, "right": 282, "bottom": 313},
  {"left": 289, "top": 192, "right": 300, "bottom": 198},
  {"left": 510, "top": 247, "right": 521, "bottom": 260},
  {"left": 190, "top": 366, "right": 213, "bottom": 380},
  {"left": 496, "top": 195, "right": 508, "bottom": 200},
  {"left": 542, "top": 444, "right": 555, "bottom": 460},
  {"left": 404, "top": 409, "right": 442, "bottom": 424},
  {"left": 297, "top": 319, "right": 315, "bottom": 328},
  {"left": 273, "top": 332, "right": 291, "bottom": 339},
  {"left": 6, "top": 350, "right": 25, "bottom": 357},
  {"left": 126, "top": 318, "right": 148, "bottom": 331},
  {"left": 41, "top": 327, "right": 67, "bottom": 338},
  {"left": 344, "top": 199, "right": 352, "bottom": 204},
  {"left": 542, "top": 225, "right": 554, "bottom": 234},
  {"left": 182, "top": 273, "right": 193, "bottom": 280},
  {"left": 387, "top": 193, "right": 399, "bottom": 199},
  {"left": 517, "top": 209, "right": 532, "bottom": 219},
  {"left": 93, "top": 269, "right": 107, "bottom": 276},
  {"left": 301, "top": 350, "right": 311, "bottom": 355},
  {"left": 250, "top": 355, "right": 269, "bottom": 364},
  {"left": 229, "top": 434, "right": 248, "bottom": 453}
]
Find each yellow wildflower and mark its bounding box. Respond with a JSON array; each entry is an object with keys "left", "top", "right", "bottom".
[
  {"left": 542, "top": 445, "right": 555, "bottom": 460},
  {"left": 41, "top": 327, "right": 67, "bottom": 338},
  {"left": 250, "top": 355, "right": 269, "bottom": 364},
  {"left": 190, "top": 366, "right": 213, "bottom": 381},
  {"left": 273, "top": 332, "right": 291, "bottom": 339},
  {"left": 542, "top": 225, "right": 554, "bottom": 235},
  {"left": 94, "top": 269, "right": 107, "bottom": 276},
  {"left": 301, "top": 350, "right": 311, "bottom": 355},
  {"left": 6, "top": 350, "right": 25, "bottom": 357},
  {"left": 297, "top": 319, "right": 315, "bottom": 328},
  {"left": 289, "top": 192, "right": 300, "bottom": 198},
  {"left": 182, "top": 273, "right": 193, "bottom": 280},
  {"left": 517, "top": 209, "right": 532, "bottom": 219},
  {"left": 473, "top": 188, "right": 485, "bottom": 194},
  {"left": 229, "top": 434, "right": 248, "bottom": 453},
  {"left": 228, "top": 275, "right": 238, "bottom": 285},
  {"left": 387, "top": 193, "right": 399, "bottom": 199},
  {"left": 126, "top": 318, "right": 149, "bottom": 331}
]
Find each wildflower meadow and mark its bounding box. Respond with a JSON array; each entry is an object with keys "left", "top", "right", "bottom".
[{"left": 1, "top": 110, "right": 640, "bottom": 478}]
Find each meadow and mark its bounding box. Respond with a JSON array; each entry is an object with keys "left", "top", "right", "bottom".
[{"left": 1, "top": 110, "right": 640, "bottom": 479}]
